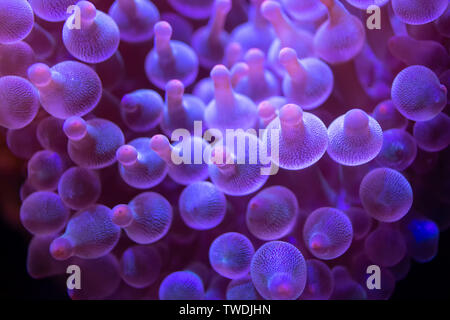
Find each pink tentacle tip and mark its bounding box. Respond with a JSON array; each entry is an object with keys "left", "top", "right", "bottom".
[
  {"left": 116, "top": 145, "right": 138, "bottom": 166},
  {"left": 231, "top": 62, "right": 249, "bottom": 86},
  {"left": 63, "top": 117, "right": 87, "bottom": 141},
  {"left": 211, "top": 64, "right": 231, "bottom": 81},
  {"left": 78, "top": 1, "right": 97, "bottom": 23},
  {"left": 27, "top": 63, "right": 52, "bottom": 87},
  {"left": 150, "top": 134, "right": 171, "bottom": 153},
  {"left": 112, "top": 204, "right": 133, "bottom": 227},
  {"left": 258, "top": 101, "right": 276, "bottom": 118},
  {"left": 166, "top": 79, "right": 185, "bottom": 97},
  {"left": 245, "top": 48, "right": 265, "bottom": 64},
  {"left": 154, "top": 21, "right": 173, "bottom": 39},
  {"left": 279, "top": 104, "right": 303, "bottom": 126},
  {"left": 279, "top": 47, "right": 298, "bottom": 65},
  {"left": 344, "top": 109, "right": 370, "bottom": 134},
  {"left": 50, "top": 237, "right": 74, "bottom": 261},
  {"left": 309, "top": 233, "right": 328, "bottom": 250}
]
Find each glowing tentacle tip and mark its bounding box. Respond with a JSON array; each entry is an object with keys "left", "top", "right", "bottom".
[
  {"left": 166, "top": 79, "right": 185, "bottom": 99},
  {"left": 344, "top": 109, "right": 369, "bottom": 134},
  {"left": 150, "top": 134, "right": 173, "bottom": 163},
  {"left": 150, "top": 134, "right": 171, "bottom": 153},
  {"left": 50, "top": 237, "right": 74, "bottom": 261},
  {"left": 154, "top": 21, "right": 173, "bottom": 40},
  {"left": 279, "top": 47, "right": 298, "bottom": 65},
  {"left": 279, "top": 48, "right": 304, "bottom": 80},
  {"left": 211, "top": 64, "right": 232, "bottom": 84},
  {"left": 279, "top": 104, "right": 303, "bottom": 126},
  {"left": 63, "top": 117, "right": 87, "bottom": 141},
  {"left": 268, "top": 273, "right": 295, "bottom": 299},
  {"left": 258, "top": 101, "right": 277, "bottom": 125},
  {"left": 309, "top": 233, "right": 329, "bottom": 250},
  {"left": 245, "top": 48, "right": 265, "bottom": 68},
  {"left": 27, "top": 63, "right": 52, "bottom": 87},
  {"left": 231, "top": 62, "right": 249, "bottom": 87},
  {"left": 78, "top": 1, "right": 97, "bottom": 26},
  {"left": 112, "top": 204, "right": 133, "bottom": 227},
  {"left": 116, "top": 145, "right": 138, "bottom": 166}
]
